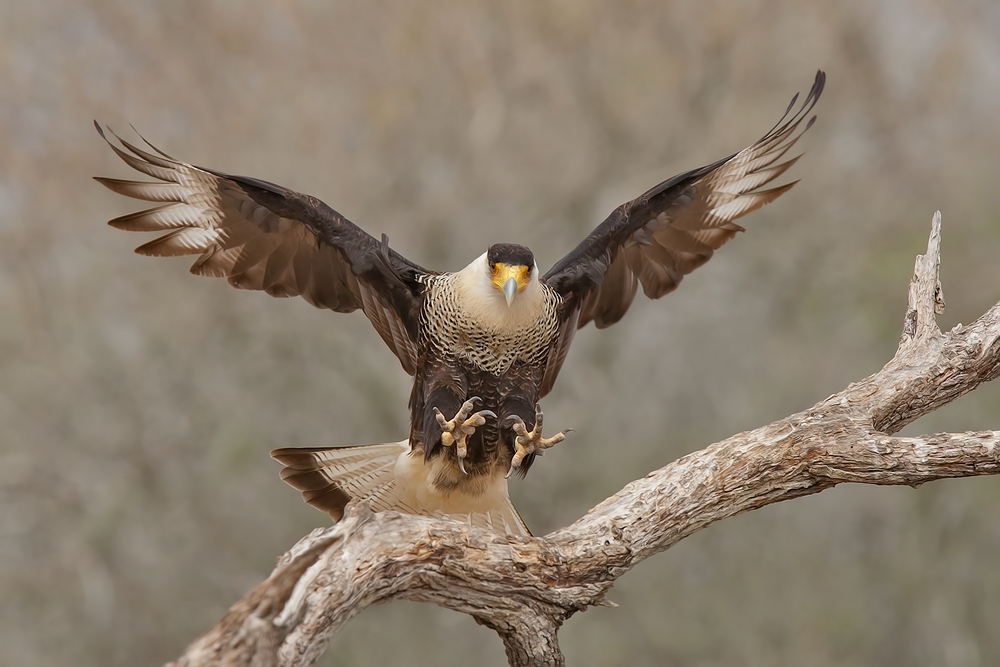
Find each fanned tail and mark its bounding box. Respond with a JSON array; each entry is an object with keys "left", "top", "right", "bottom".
[
  {"left": 271, "top": 441, "right": 413, "bottom": 521},
  {"left": 270, "top": 441, "right": 531, "bottom": 536}
]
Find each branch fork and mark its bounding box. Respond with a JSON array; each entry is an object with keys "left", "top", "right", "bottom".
[{"left": 168, "top": 212, "right": 1000, "bottom": 667}]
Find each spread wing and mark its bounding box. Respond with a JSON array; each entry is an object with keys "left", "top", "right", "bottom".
[
  {"left": 93, "top": 122, "right": 432, "bottom": 375},
  {"left": 539, "top": 70, "right": 825, "bottom": 396}
]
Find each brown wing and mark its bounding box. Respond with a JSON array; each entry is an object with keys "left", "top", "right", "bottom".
[
  {"left": 94, "top": 123, "right": 432, "bottom": 374},
  {"left": 539, "top": 71, "right": 825, "bottom": 396}
]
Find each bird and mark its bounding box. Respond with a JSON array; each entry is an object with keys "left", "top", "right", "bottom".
[{"left": 95, "top": 70, "right": 825, "bottom": 537}]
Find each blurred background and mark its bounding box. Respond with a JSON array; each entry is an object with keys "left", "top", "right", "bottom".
[{"left": 2, "top": 1, "right": 1000, "bottom": 665}]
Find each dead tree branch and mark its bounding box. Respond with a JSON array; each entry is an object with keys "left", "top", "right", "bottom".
[{"left": 168, "top": 212, "right": 1000, "bottom": 667}]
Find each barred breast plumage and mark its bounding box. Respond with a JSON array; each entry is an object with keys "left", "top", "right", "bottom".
[{"left": 419, "top": 272, "right": 562, "bottom": 375}]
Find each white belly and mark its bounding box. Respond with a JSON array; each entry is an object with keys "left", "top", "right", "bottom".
[{"left": 393, "top": 447, "right": 511, "bottom": 515}]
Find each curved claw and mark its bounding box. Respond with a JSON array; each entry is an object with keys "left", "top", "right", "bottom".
[
  {"left": 504, "top": 414, "right": 531, "bottom": 439},
  {"left": 504, "top": 408, "right": 572, "bottom": 478},
  {"left": 434, "top": 399, "right": 495, "bottom": 476}
]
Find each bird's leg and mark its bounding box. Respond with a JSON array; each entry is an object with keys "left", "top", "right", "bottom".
[
  {"left": 432, "top": 396, "right": 496, "bottom": 475},
  {"left": 505, "top": 405, "right": 572, "bottom": 478}
]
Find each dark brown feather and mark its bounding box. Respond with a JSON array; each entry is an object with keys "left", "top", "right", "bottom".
[
  {"left": 94, "top": 121, "right": 433, "bottom": 374},
  {"left": 540, "top": 70, "right": 825, "bottom": 393}
]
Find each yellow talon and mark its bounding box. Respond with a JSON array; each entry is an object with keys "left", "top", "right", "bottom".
[
  {"left": 432, "top": 397, "right": 496, "bottom": 475},
  {"left": 505, "top": 406, "right": 572, "bottom": 478}
]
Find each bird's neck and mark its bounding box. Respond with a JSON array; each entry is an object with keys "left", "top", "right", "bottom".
[{"left": 452, "top": 253, "right": 545, "bottom": 333}]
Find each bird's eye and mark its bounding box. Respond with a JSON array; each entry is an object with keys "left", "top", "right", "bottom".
[{"left": 489, "top": 262, "right": 496, "bottom": 271}]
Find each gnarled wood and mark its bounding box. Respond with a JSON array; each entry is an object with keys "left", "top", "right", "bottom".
[{"left": 168, "top": 212, "right": 1000, "bottom": 667}]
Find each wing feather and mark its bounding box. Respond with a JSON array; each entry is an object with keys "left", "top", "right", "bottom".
[
  {"left": 261, "top": 233, "right": 299, "bottom": 291},
  {"left": 539, "top": 71, "right": 825, "bottom": 394},
  {"left": 108, "top": 203, "right": 206, "bottom": 232},
  {"left": 94, "top": 177, "right": 193, "bottom": 203},
  {"left": 94, "top": 122, "right": 431, "bottom": 374},
  {"left": 230, "top": 233, "right": 281, "bottom": 275},
  {"left": 191, "top": 245, "right": 243, "bottom": 278},
  {"left": 134, "top": 227, "right": 220, "bottom": 257}
]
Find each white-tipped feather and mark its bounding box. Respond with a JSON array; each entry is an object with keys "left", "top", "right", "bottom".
[
  {"left": 714, "top": 155, "right": 800, "bottom": 195},
  {"left": 94, "top": 178, "right": 194, "bottom": 203},
  {"left": 108, "top": 203, "right": 209, "bottom": 232},
  {"left": 708, "top": 182, "right": 795, "bottom": 222}
]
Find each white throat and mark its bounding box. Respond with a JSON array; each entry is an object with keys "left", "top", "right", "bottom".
[{"left": 452, "top": 252, "right": 545, "bottom": 332}]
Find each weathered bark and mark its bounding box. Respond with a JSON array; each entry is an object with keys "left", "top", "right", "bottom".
[{"left": 168, "top": 212, "right": 1000, "bottom": 667}]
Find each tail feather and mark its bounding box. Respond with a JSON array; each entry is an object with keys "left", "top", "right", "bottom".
[
  {"left": 271, "top": 441, "right": 531, "bottom": 536},
  {"left": 272, "top": 441, "right": 407, "bottom": 521},
  {"left": 472, "top": 500, "right": 531, "bottom": 537}
]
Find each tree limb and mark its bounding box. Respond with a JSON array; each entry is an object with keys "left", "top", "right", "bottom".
[{"left": 167, "top": 212, "right": 1000, "bottom": 667}]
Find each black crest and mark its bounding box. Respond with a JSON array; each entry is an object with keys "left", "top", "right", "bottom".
[{"left": 487, "top": 243, "right": 534, "bottom": 267}]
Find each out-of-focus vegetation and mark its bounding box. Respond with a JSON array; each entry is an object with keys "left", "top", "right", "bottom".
[{"left": 2, "top": 1, "right": 1000, "bottom": 665}]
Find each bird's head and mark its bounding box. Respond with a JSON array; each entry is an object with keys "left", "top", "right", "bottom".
[{"left": 486, "top": 243, "right": 535, "bottom": 306}]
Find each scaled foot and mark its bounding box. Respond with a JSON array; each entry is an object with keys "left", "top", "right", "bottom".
[
  {"left": 432, "top": 396, "right": 496, "bottom": 475},
  {"left": 505, "top": 405, "right": 572, "bottom": 478}
]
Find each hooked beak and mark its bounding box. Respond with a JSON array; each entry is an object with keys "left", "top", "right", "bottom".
[
  {"left": 491, "top": 262, "right": 530, "bottom": 304},
  {"left": 503, "top": 277, "right": 518, "bottom": 306}
]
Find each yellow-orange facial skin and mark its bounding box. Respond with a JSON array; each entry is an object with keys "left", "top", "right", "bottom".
[{"left": 490, "top": 262, "right": 531, "bottom": 294}]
